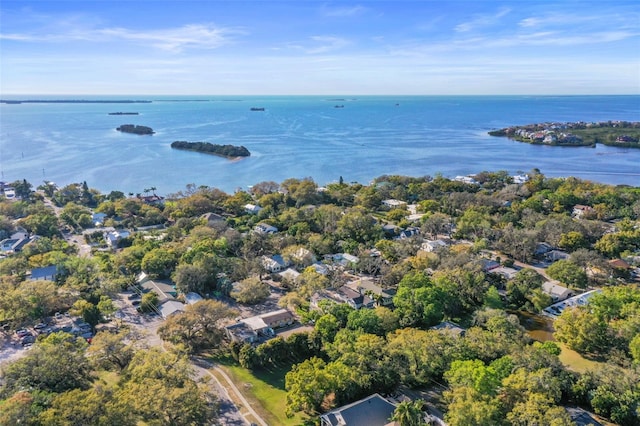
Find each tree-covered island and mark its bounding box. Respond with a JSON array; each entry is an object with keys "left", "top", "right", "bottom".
[
  {"left": 170, "top": 141, "right": 250, "bottom": 158},
  {"left": 489, "top": 120, "right": 640, "bottom": 148},
  {"left": 116, "top": 124, "right": 154, "bottom": 135}
]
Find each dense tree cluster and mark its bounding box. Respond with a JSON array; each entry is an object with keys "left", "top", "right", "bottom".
[
  {"left": 170, "top": 141, "right": 250, "bottom": 158},
  {"left": 116, "top": 124, "right": 154, "bottom": 135},
  {"left": 1, "top": 170, "right": 639, "bottom": 424}
]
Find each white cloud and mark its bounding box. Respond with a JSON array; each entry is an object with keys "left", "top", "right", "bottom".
[
  {"left": 283, "top": 35, "right": 350, "bottom": 54},
  {"left": 455, "top": 7, "right": 511, "bottom": 32},
  {"left": 321, "top": 5, "right": 367, "bottom": 17},
  {"left": 0, "top": 23, "right": 243, "bottom": 52}
]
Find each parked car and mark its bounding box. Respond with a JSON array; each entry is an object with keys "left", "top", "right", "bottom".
[
  {"left": 128, "top": 293, "right": 141, "bottom": 300},
  {"left": 34, "top": 322, "right": 48, "bottom": 330},
  {"left": 131, "top": 300, "right": 141, "bottom": 306},
  {"left": 21, "top": 334, "right": 35, "bottom": 345},
  {"left": 16, "top": 328, "right": 30, "bottom": 338}
]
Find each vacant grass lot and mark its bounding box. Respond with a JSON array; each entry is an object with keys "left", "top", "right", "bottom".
[
  {"left": 214, "top": 355, "right": 308, "bottom": 426},
  {"left": 558, "top": 343, "right": 604, "bottom": 373}
]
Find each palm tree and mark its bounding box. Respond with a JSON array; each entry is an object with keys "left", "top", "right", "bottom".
[
  {"left": 150, "top": 186, "right": 157, "bottom": 196},
  {"left": 390, "top": 400, "right": 426, "bottom": 426}
]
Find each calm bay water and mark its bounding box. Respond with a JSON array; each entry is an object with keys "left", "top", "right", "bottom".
[{"left": 1, "top": 95, "right": 639, "bottom": 195}]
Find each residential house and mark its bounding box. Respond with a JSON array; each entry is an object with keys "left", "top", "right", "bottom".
[
  {"left": 491, "top": 266, "right": 519, "bottom": 280},
  {"left": 608, "top": 258, "right": 632, "bottom": 270},
  {"left": 105, "top": 230, "right": 131, "bottom": 248},
  {"left": 278, "top": 268, "right": 301, "bottom": 282},
  {"left": 481, "top": 259, "right": 501, "bottom": 273},
  {"left": 225, "top": 322, "right": 258, "bottom": 344},
  {"left": 137, "top": 194, "right": 165, "bottom": 206},
  {"left": 565, "top": 407, "right": 603, "bottom": 426},
  {"left": 226, "top": 309, "right": 295, "bottom": 342},
  {"left": 254, "top": 223, "right": 278, "bottom": 234},
  {"left": 398, "top": 227, "right": 420, "bottom": 239},
  {"left": 534, "top": 242, "right": 554, "bottom": 256},
  {"left": 91, "top": 212, "right": 107, "bottom": 226},
  {"left": 244, "top": 203, "right": 262, "bottom": 214},
  {"left": 381, "top": 199, "right": 406, "bottom": 208},
  {"left": 320, "top": 393, "right": 397, "bottom": 426},
  {"left": 572, "top": 204, "right": 594, "bottom": 219},
  {"left": 431, "top": 321, "right": 466, "bottom": 337},
  {"left": 261, "top": 255, "right": 290, "bottom": 273},
  {"left": 184, "top": 292, "right": 203, "bottom": 305},
  {"left": 347, "top": 278, "right": 396, "bottom": 306},
  {"left": 310, "top": 286, "right": 374, "bottom": 310},
  {"left": 293, "top": 247, "right": 317, "bottom": 266},
  {"left": 337, "top": 286, "right": 374, "bottom": 309},
  {"left": 421, "top": 239, "right": 447, "bottom": 253},
  {"left": 201, "top": 212, "right": 225, "bottom": 226},
  {"left": 0, "top": 235, "right": 30, "bottom": 253},
  {"left": 545, "top": 250, "right": 570, "bottom": 262},
  {"left": 542, "top": 281, "right": 575, "bottom": 303},
  {"left": 329, "top": 253, "right": 360, "bottom": 268},
  {"left": 29, "top": 265, "right": 58, "bottom": 282},
  {"left": 382, "top": 223, "right": 400, "bottom": 237},
  {"left": 138, "top": 272, "right": 178, "bottom": 302},
  {"left": 453, "top": 175, "right": 478, "bottom": 184},
  {"left": 158, "top": 300, "right": 186, "bottom": 319},
  {"left": 406, "top": 213, "right": 425, "bottom": 222},
  {"left": 512, "top": 174, "right": 529, "bottom": 184},
  {"left": 309, "top": 262, "right": 329, "bottom": 275}
]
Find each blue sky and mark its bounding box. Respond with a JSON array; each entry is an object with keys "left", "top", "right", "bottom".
[{"left": 1, "top": 1, "right": 639, "bottom": 95}]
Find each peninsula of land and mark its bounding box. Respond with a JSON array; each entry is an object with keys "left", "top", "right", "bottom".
[
  {"left": 170, "top": 141, "right": 250, "bottom": 158},
  {"left": 116, "top": 124, "right": 154, "bottom": 135},
  {"left": 109, "top": 112, "right": 139, "bottom": 115},
  {"left": 489, "top": 121, "right": 640, "bottom": 148}
]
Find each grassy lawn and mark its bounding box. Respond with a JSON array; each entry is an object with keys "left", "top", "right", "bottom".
[
  {"left": 213, "top": 355, "right": 308, "bottom": 426},
  {"left": 558, "top": 343, "right": 605, "bottom": 373}
]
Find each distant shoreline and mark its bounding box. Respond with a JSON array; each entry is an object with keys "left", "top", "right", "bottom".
[{"left": 1, "top": 99, "right": 151, "bottom": 104}]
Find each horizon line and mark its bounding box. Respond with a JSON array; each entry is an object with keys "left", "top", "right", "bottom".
[{"left": 2, "top": 93, "right": 639, "bottom": 97}]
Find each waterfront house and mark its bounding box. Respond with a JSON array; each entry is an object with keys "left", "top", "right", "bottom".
[{"left": 542, "top": 281, "right": 575, "bottom": 303}]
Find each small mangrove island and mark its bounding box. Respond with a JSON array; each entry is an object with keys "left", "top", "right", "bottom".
[
  {"left": 170, "top": 141, "right": 250, "bottom": 158},
  {"left": 489, "top": 120, "right": 640, "bottom": 148},
  {"left": 116, "top": 124, "right": 154, "bottom": 135},
  {"left": 109, "top": 112, "right": 139, "bottom": 115}
]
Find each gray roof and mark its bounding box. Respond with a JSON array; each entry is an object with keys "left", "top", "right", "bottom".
[
  {"left": 320, "top": 393, "right": 396, "bottom": 426},
  {"left": 30, "top": 265, "right": 58, "bottom": 280}
]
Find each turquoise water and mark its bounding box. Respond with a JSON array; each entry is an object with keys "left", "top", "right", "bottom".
[{"left": 1, "top": 95, "right": 639, "bottom": 194}]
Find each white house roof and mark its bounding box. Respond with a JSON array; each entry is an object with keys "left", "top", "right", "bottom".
[
  {"left": 184, "top": 292, "right": 203, "bottom": 305},
  {"left": 158, "top": 300, "right": 186, "bottom": 319}
]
